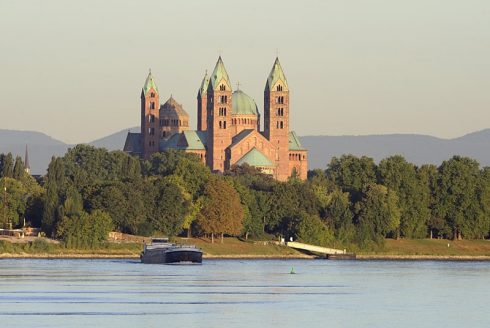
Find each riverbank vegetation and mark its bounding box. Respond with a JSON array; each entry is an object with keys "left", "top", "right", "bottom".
[{"left": 1, "top": 145, "right": 490, "bottom": 253}]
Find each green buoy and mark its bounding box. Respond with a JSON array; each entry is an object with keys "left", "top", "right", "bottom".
[{"left": 290, "top": 267, "right": 296, "bottom": 274}]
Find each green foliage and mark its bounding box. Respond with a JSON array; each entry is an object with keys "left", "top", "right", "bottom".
[
  {"left": 326, "top": 155, "right": 377, "bottom": 199},
  {"left": 378, "top": 156, "right": 430, "bottom": 238},
  {"left": 435, "top": 156, "right": 483, "bottom": 239},
  {"left": 56, "top": 210, "right": 113, "bottom": 249},
  {"left": 13, "top": 156, "right": 25, "bottom": 180},
  {"left": 356, "top": 184, "right": 401, "bottom": 243},
  {"left": 197, "top": 177, "right": 244, "bottom": 241},
  {"left": 0, "top": 153, "right": 14, "bottom": 178},
  {"left": 149, "top": 177, "right": 190, "bottom": 236},
  {"left": 29, "top": 238, "right": 54, "bottom": 253},
  {"left": 4, "top": 144, "right": 490, "bottom": 254},
  {"left": 0, "top": 177, "right": 28, "bottom": 227},
  {"left": 0, "top": 240, "right": 14, "bottom": 253},
  {"left": 296, "top": 213, "right": 334, "bottom": 247},
  {"left": 42, "top": 157, "right": 65, "bottom": 235}
]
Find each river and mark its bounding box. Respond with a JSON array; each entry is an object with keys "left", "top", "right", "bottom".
[{"left": 0, "top": 259, "right": 488, "bottom": 327}]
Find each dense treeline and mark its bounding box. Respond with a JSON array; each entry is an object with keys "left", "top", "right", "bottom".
[{"left": 1, "top": 145, "right": 490, "bottom": 249}]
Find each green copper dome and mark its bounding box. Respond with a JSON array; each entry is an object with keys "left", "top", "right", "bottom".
[
  {"left": 142, "top": 71, "right": 158, "bottom": 96},
  {"left": 232, "top": 90, "right": 258, "bottom": 115}
]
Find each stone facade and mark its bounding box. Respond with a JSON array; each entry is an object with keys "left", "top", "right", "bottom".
[{"left": 124, "top": 57, "right": 308, "bottom": 181}]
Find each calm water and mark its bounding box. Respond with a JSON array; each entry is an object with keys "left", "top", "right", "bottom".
[{"left": 0, "top": 259, "right": 489, "bottom": 327}]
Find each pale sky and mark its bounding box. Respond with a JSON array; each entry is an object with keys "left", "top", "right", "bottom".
[{"left": 1, "top": 0, "right": 489, "bottom": 144}]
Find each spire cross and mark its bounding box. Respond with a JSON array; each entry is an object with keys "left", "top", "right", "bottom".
[
  {"left": 236, "top": 81, "right": 240, "bottom": 90},
  {"left": 218, "top": 49, "right": 223, "bottom": 57},
  {"left": 149, "top": 68, "right": 151, "bottom": 74}
]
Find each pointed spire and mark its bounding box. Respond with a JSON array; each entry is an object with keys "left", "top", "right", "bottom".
[
  {"left": 210, "top": 56, "right": 232, "bottom": 90},
  {"left": 142, "top": 70, "right": 158, "bottom": 96},
  {"left": 266, "top": 57, "right": 288, "bottom": 91},
  {"left": 198, "top": 70, "right": 209, "bottom": 96},
  {"left": 24, "top": 144, "right": 30, "bottom": 174}
]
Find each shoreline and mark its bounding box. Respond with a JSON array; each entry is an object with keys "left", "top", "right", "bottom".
[{"left": 2, "top": 252, "right": 490, "bottom": 261}]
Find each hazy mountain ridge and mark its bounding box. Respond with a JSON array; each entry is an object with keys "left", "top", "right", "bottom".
[{"left": 2, "top": 128, "right": 490, "bottom": 175}]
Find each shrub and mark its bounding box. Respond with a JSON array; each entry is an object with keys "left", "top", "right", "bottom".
[{"left": 29, "top": 238, "right": 54, "bottom": 253}]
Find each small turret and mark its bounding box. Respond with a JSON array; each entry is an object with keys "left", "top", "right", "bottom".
[{"left": 197, "top": 71, "right": 210, "bottom": 131}]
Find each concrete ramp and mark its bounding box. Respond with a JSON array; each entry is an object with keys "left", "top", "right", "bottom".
[{"left": 286, "top": 241, "right": 345, "bottom": 255}]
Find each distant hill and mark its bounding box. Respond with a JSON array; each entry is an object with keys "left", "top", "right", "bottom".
[
  {"left": 0, "top": 130, "right": 70, "bottom": 175},
  {"left": 89, "top": 127, "right": 139, "bottom": 150},
  {"left": 0, "top": 127, "right": 139, "bottom": 174},
  {"left": 2, "top": 128, "right": 490, "bottom": 175},
  {"left": 302, "top": 129, "right": 490, "bottom": 169}
]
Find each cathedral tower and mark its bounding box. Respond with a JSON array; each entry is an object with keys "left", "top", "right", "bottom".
[
  {"left": 197, "top": 71, "right": 209, "bottom": 131},
  {"left": 264, "top": 57, "right": 290, "bottom": 181},
  {"left": 206, "top": 57, "right": 233, "bottom": 172},
  {"left": 141, "top": 71, "right": 160, "bottom": 159}
]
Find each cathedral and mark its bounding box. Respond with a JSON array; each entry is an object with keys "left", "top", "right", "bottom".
[{"left": 123, "top": 57, "right": 308, "bottom": 181}]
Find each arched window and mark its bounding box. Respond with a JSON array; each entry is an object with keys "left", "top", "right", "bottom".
[
  {"left": 219, "top": 121, "right": 222, "bottom": 129},
  {"left": 220, "top": 84, "right": 225, "bottom": 91},
  {"left": 276, "top": 85, "right": 282, "bottom": 91},
  {"left": 151, "top": 92, "right": 155, "bottom": 98},
  {"left": 150, "top": 102, "right": 155, "bottom": 109},
  {"left": 280, "top": 121, "right": 284, "bottom": 129},
  {"left": 224, "top": 121, "right": 227, "bottom": 129}
]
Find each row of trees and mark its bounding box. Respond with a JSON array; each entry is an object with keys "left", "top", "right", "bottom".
[{"left": 2, "top": 145, "right": 490, "bottom": 249}]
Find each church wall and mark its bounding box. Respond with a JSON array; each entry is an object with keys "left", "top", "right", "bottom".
[{"left": 288, "top": 150, "right": 308, "bottom": 180}]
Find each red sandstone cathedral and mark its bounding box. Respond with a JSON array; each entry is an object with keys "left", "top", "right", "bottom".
[{"left": 123, "top": 57, "right": 308, "bottom": 181}]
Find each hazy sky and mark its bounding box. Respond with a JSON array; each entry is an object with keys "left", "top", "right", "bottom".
[{"left": 1, "top": 0, "right": 489, "bottom": 144}]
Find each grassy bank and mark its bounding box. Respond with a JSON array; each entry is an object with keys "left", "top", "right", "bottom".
[
  {"left": 360, "top": 238, "right": 490, "bottom": 257},
  {"left": 178, "top": 237, "right": 308, "bottom": 258},
  {"left": 2, "top": 237, "right": 490, "bottom": 259},
  {"left": 0, "top": 238, "right": 143, "bottom": 258}
]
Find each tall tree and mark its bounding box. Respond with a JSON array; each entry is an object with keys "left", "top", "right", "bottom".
[
  {"left": 13, "top": 156, "right": 25, "bottom": 180},
  {"left": 42, "top": 157, "right": 65, "bottom": 235},
  {"left": 326, "top": 155, "right": 377, "bottom": 201},
  {"left": 436, "top": 156, "right": 481, "bottom": 239},
  {"left": 1, "top": 153, "right": 14, "bottom": 178},
  {"left": 378, "top": 155, "right": 430, "bottom": 238},
  {"left": 149, "top": 177, "right": 190, "bottom": 237},
  {"left": 197, "top": 177, "right": 244, "bottom": 243},
  {"left": 356, "top": 184, "right": 400, "bottom": 244}
]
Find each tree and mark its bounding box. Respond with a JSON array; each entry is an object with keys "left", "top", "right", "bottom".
[
  {"left": 378, "top": 155, "right": 430, "bottom": 238},
  {"left": 418, "top": 164, "right": 448, "bottom": 238},
  {"left": 356, "top": 184, "right": 400, "bottom": 245},
  {"left": 0, "top": 177, "right": 27, "bottom": 227},
  {"left": 149, "top": 177, "right": 190, "bottom": 236},
  {"left": 87, "top": 181, "right": 147, "bottom": 234},
  {"left": 42, "top": 157, "right": 65, "bottom": 235},
  {"left": 56, "top": 210, "right": 113, "bottom": 249},
  {"left": 197, "top": 177, "right": 244, "bottom": 243},
  {"left": 325, "top": 189, "right": 354, "bottom": 243},
  {"left": 1, "top": 153, "right": 14, "bottom": 178},
  {"left": 436, "top": 156, "right": 481, "bottom": 239},
  {"left": 13, "top": 156, "right": 25, "bottom": 180},
  {"left": 326, "top": 155, "right": 377, "bottom": 202},
  {"left": 296, "top": 212, "right": 334, "bottom": 247},
  {"left": 63, "top": 187, "right": 83, "bottom": 218}
]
